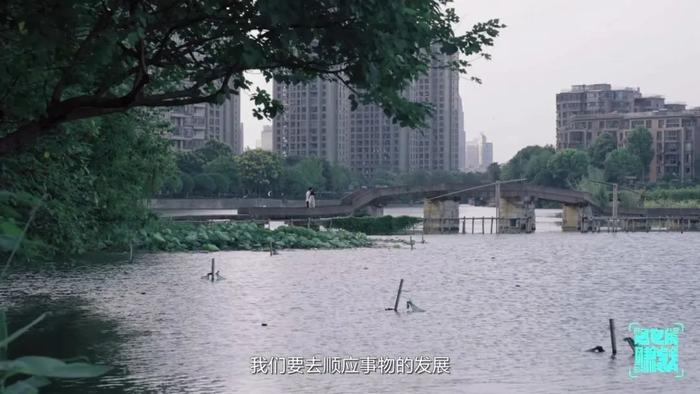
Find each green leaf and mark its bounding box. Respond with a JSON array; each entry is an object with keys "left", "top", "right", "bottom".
[
  {"left": 5, "top": 376, "right": 51, "bottom": 394},
  {"left": 202, "top": 243, "right": 219, "bottom": 252},
  {"left": 0, "top": 356, "right": 109, "bottom": 378}
]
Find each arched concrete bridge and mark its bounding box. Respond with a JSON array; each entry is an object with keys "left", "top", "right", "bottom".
[{"left": 238, "top": 182, "right": 599, "bottom": 225}]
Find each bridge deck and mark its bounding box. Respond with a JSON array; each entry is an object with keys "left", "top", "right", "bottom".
[
  {"left": 240, "top": 182, "right": 599, "bottom": 219},
  {"left": 189, "top": 183, "right": 700, "bottom": 220}
]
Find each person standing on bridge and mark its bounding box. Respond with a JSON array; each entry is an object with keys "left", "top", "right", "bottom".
[
  {"left": 305, "top": 187, "right": 312, "bottom": 208},
  {"left": 308, "top": 187, "right": 317, "bottom": 208}
]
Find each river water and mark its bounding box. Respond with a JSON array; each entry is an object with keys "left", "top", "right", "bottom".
[{"left": 1, "top": 206, "right": 698, "bottom": 393}]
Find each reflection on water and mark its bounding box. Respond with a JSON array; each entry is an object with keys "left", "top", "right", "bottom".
[{"left": 1, "top": 206, "right": 698, "bottom": 393}]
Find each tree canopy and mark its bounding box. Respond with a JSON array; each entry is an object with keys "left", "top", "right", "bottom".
[
  {"left": 234, "top": 149, "right": 283, "bottom": 195},
  {"left": 588, "top": 132, "right": 617, "bottom": 167},
  {"left": 500, "top": 145, "right": 555, "bottom": 181},
  {"left": 626, "top": 127, "right": 653, "bottom": 180},
  {"left": 546, "top": 149, "right": 589, "bottom": 188},
  {"left": 0, "top": 0, "right": 503, "bottom": 154},
  {"left": 604, "top": 148, "right": 642, "bottom": 184}
]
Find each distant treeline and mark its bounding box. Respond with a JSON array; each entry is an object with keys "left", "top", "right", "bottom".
[{"left": 158, "top": 140, "right": 495, "bottom": 199}]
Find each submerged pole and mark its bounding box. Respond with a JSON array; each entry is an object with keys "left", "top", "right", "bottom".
[
  {"left": 609, "top": 318, "right": 617, "bottom": 357},
  {"left": 410, "top": 235, "right": 414, "bottom": 250},
  {"left": 128, "top": 241, "right": 134, "bottom": 263},
  {"left": 393, "top": 279, "right": 404, "bottom": 312}
]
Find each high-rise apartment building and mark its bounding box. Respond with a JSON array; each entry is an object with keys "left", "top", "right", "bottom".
[
  {"left": 260, "top": 125, "right": 273, "bottom": 151},
  {"left": 164, "top": 94, "right": 242, "bottom": 153},
  {"left": 349, "top": 102, "right": 411, "bottom": 175},
  {"left": 480, "top": 133, "right": 493, "bottom": 169},
  {"left": 465, "top": 139, "right": 480, "bottom": 171},
  {"left": 557, "top": 83, "right": 700, "bottom": 181},
  {"left": 408, "top": 54, "right": 462, "bottom": 171},
  {"left": 272, "top": 79, "right": 349, "bottom": 165},
  {"left": 465, "top": 133, "right": 493, "bottom": 172},
  {"left": 272, "top": 54, "right": 464, "bottom": 175},
  {"left": 556, "top": 84, "right": 641, "bottom": 149},
  {"left": 458, "top": 97, "right": 466, "bottom": 171}
]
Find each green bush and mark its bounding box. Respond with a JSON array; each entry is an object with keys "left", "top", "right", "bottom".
[
  {"left": 193, "top": 174, "right": 216, "bottom": 195},
  {"left": 160, "top": 173, "right": 183, "bottom": 195},
  {"left": 209, "top": 173, "right": 229, "bottom": 195},
  {"left": 330, "top": 215, "right": 421, "bottom": 235},
  {"left": 180, "top": 173, "right": 194, "bottom": 196}
]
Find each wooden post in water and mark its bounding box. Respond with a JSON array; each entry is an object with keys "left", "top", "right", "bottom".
[
  {"left": 128, "top": 241, "right": 134, "bottom": 263},
  {"left": 210, "top": 258, "right": 215, "bottom": 282},
  {"left": 471, "top": 217, "right": 475, "bottom": 234},
  {"left": 409, "top": 235, "right": 414, "bottom": 250},
  {"left": 462, "top": 217, "right": 466, "bottom": 234},
  {"left": 269, "top": 240, "right": 274, "bottom": 256},
  {"left": 490, "top": 217, "right": 494, "bottom": 234},
  {"left": 609, "top": 318, "right": 617, "bottom": 357},
  {"left": 421, "top": 230, "right": 425, "bottom": 244},
  {"left": 482, "top": 216, "right": 485, "bottom": 234},
  {"left": 393, "top": 279, "right": 404, "bottom": 312}
]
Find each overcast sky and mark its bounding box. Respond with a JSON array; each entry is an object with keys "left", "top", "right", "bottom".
[{"left": 241, "top": 0, "right": 700, "bottom": 163}]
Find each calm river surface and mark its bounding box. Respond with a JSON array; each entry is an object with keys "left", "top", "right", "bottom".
[{"left": 1, "top": 206, "right": 698, "bottom": 393}]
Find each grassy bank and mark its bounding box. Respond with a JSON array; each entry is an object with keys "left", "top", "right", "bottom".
[
  {"left": 135, "top": 221, "right": 372, "bottom": 252},
  {"left": 644, "top": 199, "right": 700, "bottom": 208}
]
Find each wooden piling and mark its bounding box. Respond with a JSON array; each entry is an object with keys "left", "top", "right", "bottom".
[
  {"left": 210, "top": 258, "right": 215, "bottom": 282},
  {"left": 128, "top": 241, "right": 134, "bottom": 263},
  {"left": 471, "top": 217, "right": 475, "bottom": 234},
  {"left": 462, "top": 217, "right": 466, "bottom": 234},
  {"left": 490, "top": 217, "right": 494, "bottom": 234},
  {"left": 482, "top": 216, "right": 485, "bottom": 234},
  {"left": 609, "top": 318, "right": 617, "bottom": 356},
  {"left": 393, "top": 279, "right": 404, "bottom": 312},
  {"left": 410, "top": 236, "right": 414, "bottom": 250},
  {"left": 421, "top": 231, "right": 425, "bottom": 244},
  {"left": 269, "top": 240, "right": 274, "bottom": 256}
]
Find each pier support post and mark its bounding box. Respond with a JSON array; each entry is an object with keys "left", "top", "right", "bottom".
[
  {"left": 423, "top": 199, "right": 460, "bottom": 234},
  {"left": 499, "top": 196, "right": 536, "bottom": 233}
]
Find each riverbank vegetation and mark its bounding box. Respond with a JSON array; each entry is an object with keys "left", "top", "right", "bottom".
[
  {"left": 0, "top": 113, "right": 174, "bottom": 261},
  {"left": 137, "top": 221, "right": 372, "bottom": 252},
  {"left": 329, "top": 216, "right": 421, "bottom": 235}
]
